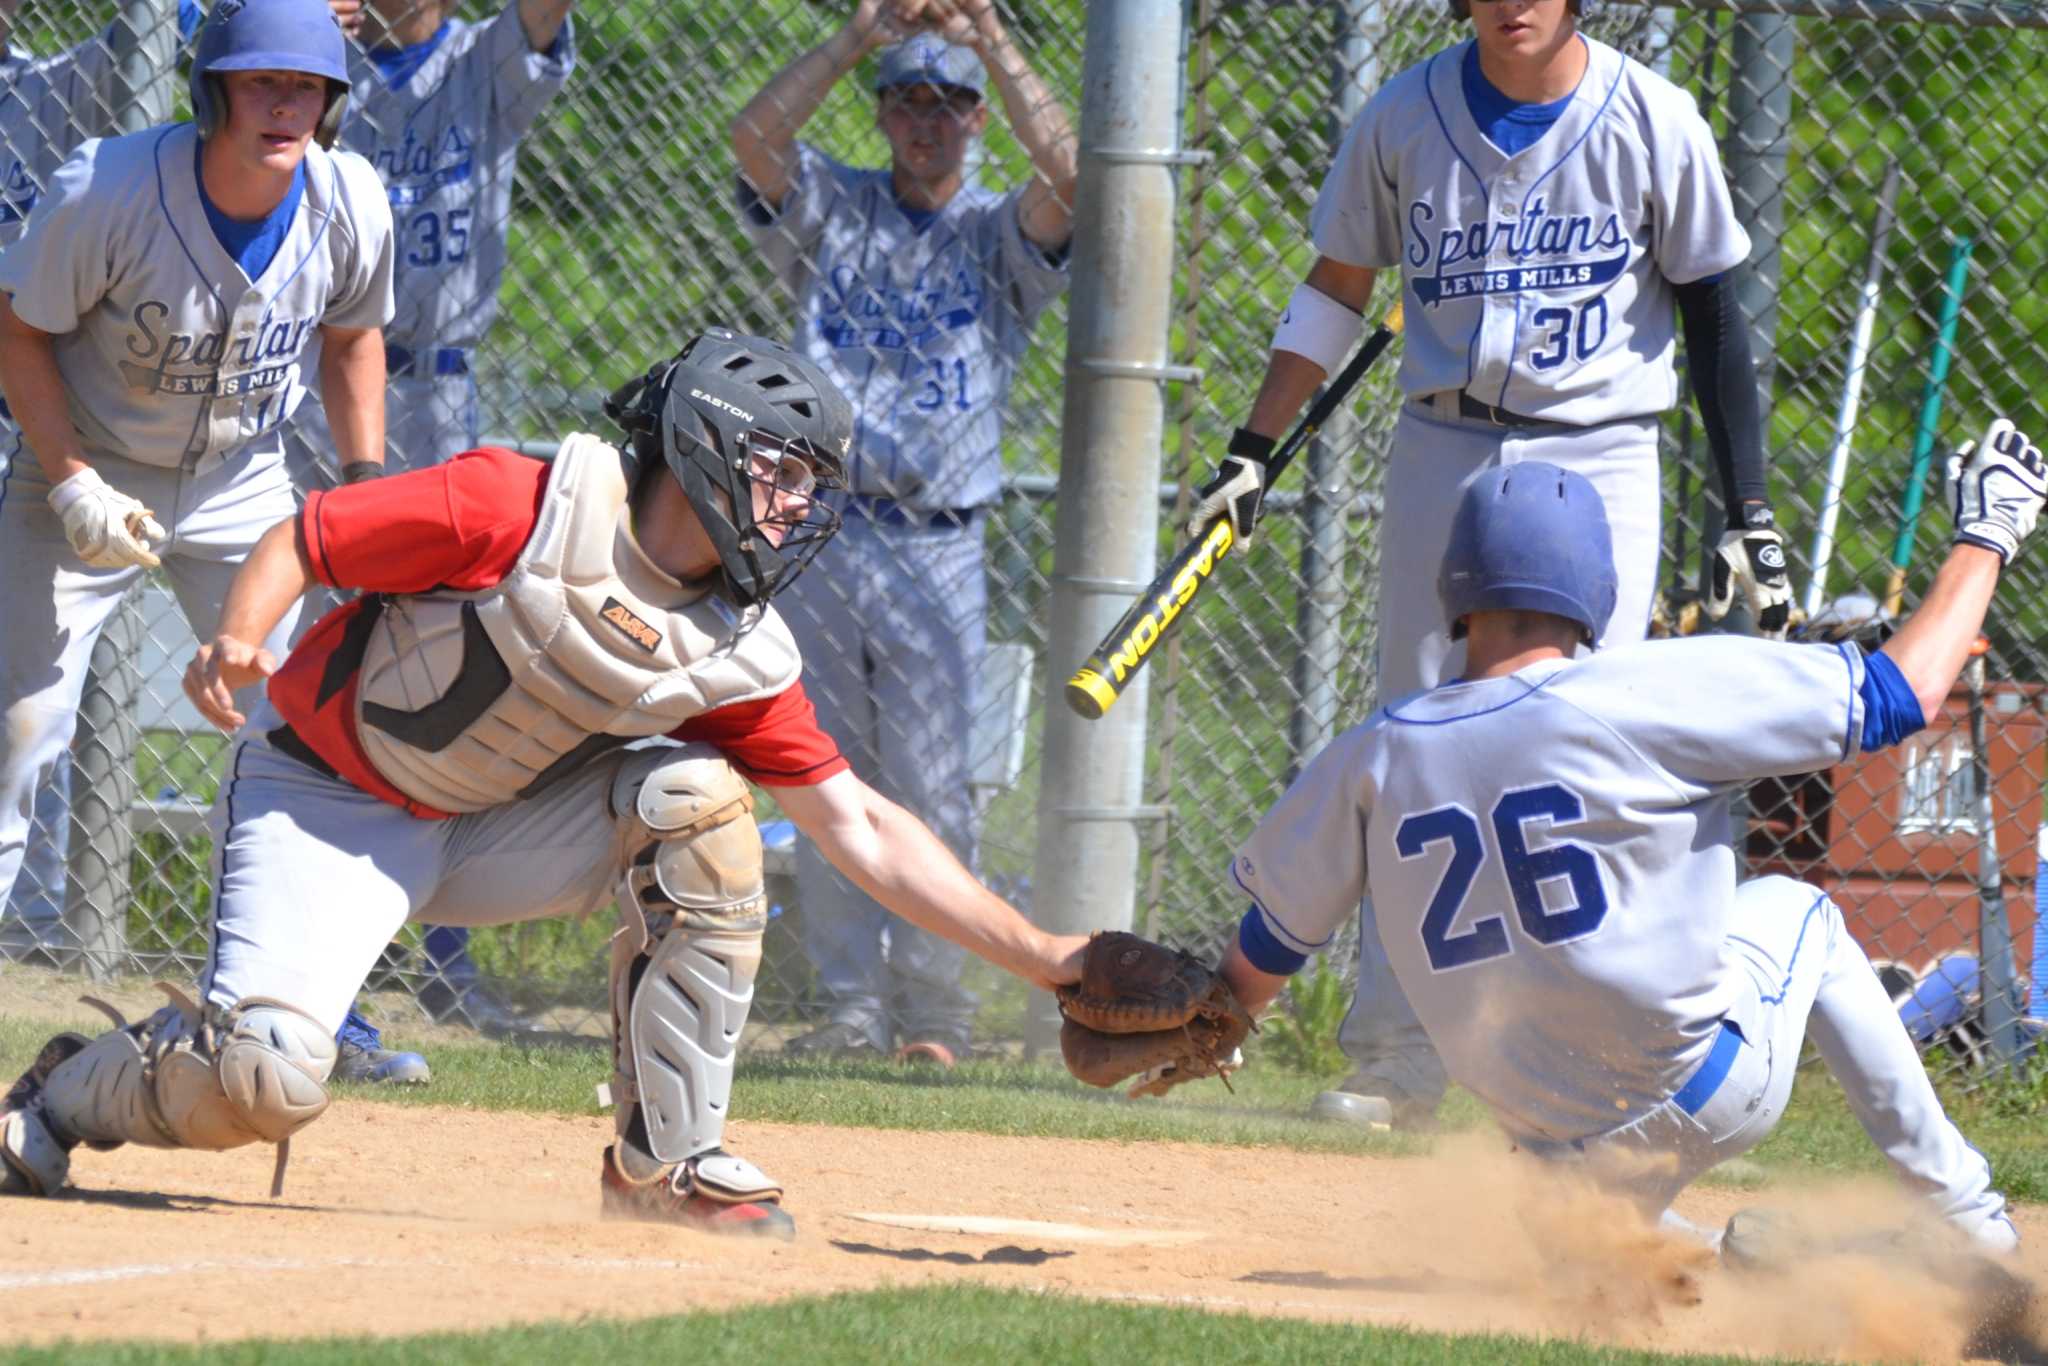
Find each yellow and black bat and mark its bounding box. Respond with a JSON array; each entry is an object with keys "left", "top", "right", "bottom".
[{"left": 1065, "top": 302, "right": 1404, "bottom": 720}]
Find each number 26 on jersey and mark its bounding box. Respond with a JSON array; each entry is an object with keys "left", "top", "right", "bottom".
[{"left": 1395, "top": 782, "right": 1609, "bottom": 971}]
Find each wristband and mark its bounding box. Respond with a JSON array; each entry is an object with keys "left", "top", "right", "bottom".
[
  {"left": 1227, "top": 428, "right": 1277, "bottom": 466},
  {"left": 1738, "top": 501, "right": 1775, "bottom": 531},
  {"left": 1270, "top": 281, "right": 1365, "bottom": 375},
  {"left": 340, "top": 461, "right": 384, "bottom": 485}
]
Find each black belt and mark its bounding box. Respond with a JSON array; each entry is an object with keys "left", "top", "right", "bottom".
[
  {"left": 842, "top": 495, "right": 982, "bottom": 530},
  {"left": 268, "top": 723, "right": 341, "bottom": 782},
  {"left": 385, "top": 346, "right": 470, "bottom": 377},
  {"left": 1430, "top": 391, "right": 1582, "bottom": 435}
]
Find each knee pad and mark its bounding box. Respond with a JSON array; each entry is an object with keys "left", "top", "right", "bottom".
[
  {"left": 610, "top": 744, "right": 767, "bottom": 938},
  {"left": 607, "top": 745, "right": 766, "bottom": 1170},
  {"left": 39, "top": 994, "right": 335, "bottom": 1157}
]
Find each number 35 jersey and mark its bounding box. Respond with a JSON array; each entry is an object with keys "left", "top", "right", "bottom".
[
  {"left": 1233, "top": 636, "right": 1866, "bottom": 1141},
  {"left": 334, "top": 2, "right": 574, "bottom": 352},
  {"left": 1310, "top": 37, "right": 1748, "bottom": 425}
]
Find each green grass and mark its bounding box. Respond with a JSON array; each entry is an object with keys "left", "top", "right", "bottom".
[{"left": 0, "top": 1285, "right": 1820, "bottom": 1366}]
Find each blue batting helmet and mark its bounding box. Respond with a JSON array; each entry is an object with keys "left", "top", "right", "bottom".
[
  {"left": 189, "top": 0, "right": 350, "bottom": 149},
  {"left": 1438, "top": 461, "right": 1617, "bottom": 644}
]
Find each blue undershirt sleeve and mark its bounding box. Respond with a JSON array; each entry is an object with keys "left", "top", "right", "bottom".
[
  {"left": 1238, "top": 905, "right": 1309, "bottom": 977},
  {"left": 1859, "top": 650, "right": 1927, "bottom": 752}
]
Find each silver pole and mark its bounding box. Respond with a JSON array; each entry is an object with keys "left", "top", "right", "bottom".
[
  {"left": 65, "top": 0, "right": 174, "bottom": 978},
  {"left": 1027, "top": 0, "right": 1191, "bottom": 1053},
  {"left": 1288, "top": 0, "right": 1384, "bottom": 774}
]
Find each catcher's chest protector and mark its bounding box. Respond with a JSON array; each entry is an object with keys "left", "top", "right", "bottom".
[{"left": 354, "top": 434, "right": 801, "bottom": 813}]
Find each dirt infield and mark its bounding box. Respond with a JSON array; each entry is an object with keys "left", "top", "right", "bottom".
[{"left": 2, "top": 1101, "right": 2040, "bottom": 1362}]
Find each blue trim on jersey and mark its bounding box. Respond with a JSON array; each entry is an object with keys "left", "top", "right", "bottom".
[
  {"left": 1670, "top": 1019, "right": 1742, "bottom": 1116},
  {"left": 1731, "top": 887, "right": 1831, "bottom": 1007},
  {"left": 1239, "top": 906, "right": 1310, "bottom": 977},
  {"left": 1495, "top": 38, "right": 1627, "bottom": 409},
  {"left": 1423, "top": 45, "right": 1491, "bottom": 394},
  {"left": 1227, "top": 861, "right": 1332, "bottom": 957},
  {"left": 367, "top": 22, "right": 454, "bottom": 91},
  {"left": 1460, "top": 45, "right": 1574, "bottom": 156},
  {"left": 1857, "top": 649, "right": 1925, "bottom": 753},
  {"left": 196, "top": 143, "right": 306, "bottom": 283},
  {"left": 1836, "top": 641, "right": 1861, "bottom": 761},
  {"left": 1383, "top": 670, "right": 1567, "bottom": 726}
]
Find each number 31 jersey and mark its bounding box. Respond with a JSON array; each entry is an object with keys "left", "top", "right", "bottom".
[
  {"left": 1310, "top": 37, "right": 1748, "bottom": 424},
  {"left": 1232, "top": 636, "right": 1865, "bottom": 1142}
]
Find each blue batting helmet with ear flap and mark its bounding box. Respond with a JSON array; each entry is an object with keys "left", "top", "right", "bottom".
[
  {"left": 190, "top": 0, "right": 351, "bottom": 149},
  {"left": 1438, "top": 460, "right": 1618, "bottom": 644}
]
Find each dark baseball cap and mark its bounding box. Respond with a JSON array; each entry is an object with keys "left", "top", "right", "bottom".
[{"left": 873, "top": 36, "right": 986, "bottom": 96}]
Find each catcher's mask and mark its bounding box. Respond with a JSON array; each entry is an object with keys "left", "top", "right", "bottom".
[{"left": 605, "top": 328, "right": 852, "bottom": 610}]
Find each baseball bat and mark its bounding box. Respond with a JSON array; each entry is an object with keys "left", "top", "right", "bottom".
[
  {"left": 1803, "top": 159, "right": 1901, "bottom": 620},
  {"left": 1966, "top": 638, "right": 2024, "bottom": 1070},
  {"left": 1064, "top": 302, "right": 1405, "bottom": 721},
  {"left": 1883, "top": 235, "right": 1974, "bottom": 617}
]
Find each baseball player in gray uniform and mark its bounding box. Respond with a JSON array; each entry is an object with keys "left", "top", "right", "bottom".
[
  {"left": 1188, "top": 0, "right": 1791, "bottom": 1127},
  {"left": 0, "top": 0, "right": 209, "bottom": 953},
  {"left": 1219, "top": 425, "right": 2046, "bottom": 1258},
  {"left": 285, "top": 0, "right": 572, "bottom": 485},
  {"left": 282, "top": 0, "right": 574, "bottom": 1038},
  {"left": 0, "top": 0, "right": 395, "bottom": 923},
  {"left": 730, "top": 0, "right": 1075, "bottom": 1062}
]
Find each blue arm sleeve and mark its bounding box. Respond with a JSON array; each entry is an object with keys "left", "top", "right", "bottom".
[
  {"left": 1238, "top": 905, "right": 1309, "bottom": 977},
  {"left": 1859, "top": 650, "right": 1927, "bottom": 752}
]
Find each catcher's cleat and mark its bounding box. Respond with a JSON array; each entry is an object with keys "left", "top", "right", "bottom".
[
  {"left": 600, "top": 1145, "right": 795, "bottom": 1241},
  {"left": 1, "top": 1032, "right": 88, "bottom": 1196}
]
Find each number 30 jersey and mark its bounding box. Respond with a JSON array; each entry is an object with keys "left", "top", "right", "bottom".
[
  {"left": 1310, "top": 36, "right": 1748, "bottom": 424},
  {"left": 1232, "top": 636, "right": 1866, "bottom": 1142}
]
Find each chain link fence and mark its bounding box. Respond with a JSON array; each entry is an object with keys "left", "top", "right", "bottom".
[{"left": 3, "top": 0, "right": 2045, "bottom": 1087}]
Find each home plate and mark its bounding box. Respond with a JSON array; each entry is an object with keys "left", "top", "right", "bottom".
[{"left": 846, "top": 1214, "right": 1206, "bottom": 1248}]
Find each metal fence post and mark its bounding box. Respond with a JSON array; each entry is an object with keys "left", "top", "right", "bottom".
[
  {"left": 1287, "top": 0, "right": 1385, "bottom": 774},
  {"left": 1726, "top": 9, "right": 1794, "bottom": 405},
  {"left": 1027, "top": 0, "right": 1191, "bottom": 1053},
  {"left": 62, "top": 0, "right": 174, "bottom": 979}
]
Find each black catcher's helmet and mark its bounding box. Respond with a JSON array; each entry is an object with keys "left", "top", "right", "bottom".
[{"left": 605, "top": 328, "right": 853, "bottom": 608}]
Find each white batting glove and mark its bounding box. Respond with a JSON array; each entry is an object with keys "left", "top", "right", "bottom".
[
  {"left": 47, "top": 467, "right": 168, "bottom": 570},
  {"left": 1949, "top": 418, "right": 2048, "bottom": 564},
  {"left": 1187, "top": 429, "right": 1277, "bottom": 550},
  {"left": 1704, "top": 503, "right": 1793, "bottom": 639}
]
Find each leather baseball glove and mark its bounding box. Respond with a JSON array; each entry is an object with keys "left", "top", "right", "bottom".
[{"left": 1055, "top": 931, "right": 1254, "bottom": 1098}]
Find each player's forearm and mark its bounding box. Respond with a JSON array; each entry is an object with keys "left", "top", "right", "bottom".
[
  {"left": 1675, "top": 273, "right": 1768, "bottom": 512},
  {"left": 216, "top": 516, "right": 316, "bottom": 647},
  {"left": 730, "top": 29, "right": 862, "bottom": 198},
  {"left": 515, "top": 0, "right": 573, "bottom": 51},
  {"left": 983, "top": 36, "right": 1076, "bottom": 210},
  {"left": 1244, "top": 349, "right": 1334, "bottom": 440},
  {"left": 319, "top": 327, "right": 387, "bottom": 472},
  {"left": 1878, "top": 544, "right": 2004, "bottom": 719},
  {"left": 806, "top": 783, "right": 1070, "bottom": 986},
  {"left": 0, "top": 313, "right": 90, "bottom": 483},
  {"left": 1218, "top": 940, "right": 1289, "bottom": 1017}
]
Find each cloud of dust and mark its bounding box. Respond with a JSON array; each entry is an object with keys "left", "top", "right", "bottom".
[{"left": 1337, "top": 1133, "right": 2038, "bottom": 1364}]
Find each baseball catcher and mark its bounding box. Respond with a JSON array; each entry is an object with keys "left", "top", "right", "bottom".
[
  {"left": 0, "top": 327, "right": 1091, "bottom": 1238},
  {"left": 1055, "top": 932, "right": 1254, "bottom": 1097}
]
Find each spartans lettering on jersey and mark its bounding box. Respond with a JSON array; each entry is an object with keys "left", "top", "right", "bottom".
[
  {"left": 1405, "top": 197, "right": 1630, "bottom": 306},
  {"left": 374, "top": 126, "right": 474, "bottom": 208},
  {"left": 816, "top": 264, "right": 984, "bottom": 352},
  {"left": 119, "top": 300, "right": 318, "bottom": 398}
]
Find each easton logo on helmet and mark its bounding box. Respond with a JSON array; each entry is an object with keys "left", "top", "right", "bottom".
[{"left": 689, "top": 389, "right": 755, "bottom": 424}]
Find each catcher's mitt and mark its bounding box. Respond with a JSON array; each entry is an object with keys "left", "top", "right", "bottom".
[{"left": 1054, "top": 931, "right": 1254, "bottom": 1098}]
